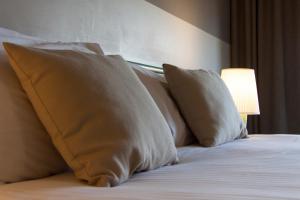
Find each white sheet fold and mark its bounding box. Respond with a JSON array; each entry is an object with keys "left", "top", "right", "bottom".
[{"left": 1, "top": 134, "right": 300, "bottom": 200}]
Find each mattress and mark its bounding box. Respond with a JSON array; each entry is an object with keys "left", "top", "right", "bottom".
[{"left": 1, "top": 134, "right": 300, "bottom": 200}]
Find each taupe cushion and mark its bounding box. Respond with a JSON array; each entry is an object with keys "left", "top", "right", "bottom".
[
  {"left": 163, "top": 64, "right": 247, "bottom": 147},
  {"left": 0, "top": 38, "right": 102, "bottom": 183},
  {"left": 132, "top": 65, "right": 195, "bottom": 146},
  {"left": 4, "top": 43, "right": 177, "bottom": 187}
]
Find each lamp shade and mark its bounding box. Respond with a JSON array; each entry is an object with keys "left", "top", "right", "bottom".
[{"left": 221, "top": 68, "right": 260, "bottom": 115}]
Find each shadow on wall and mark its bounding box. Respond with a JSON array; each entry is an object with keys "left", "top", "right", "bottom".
[
  {"left": 0, "top": 0, "right": 230, "bottom": 72},
  {"left": 145, "top": 0, "right": 230, "bottom": 43}
]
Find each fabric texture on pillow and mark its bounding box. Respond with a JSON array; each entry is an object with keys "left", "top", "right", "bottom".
[
  {"left": 0, "top": 29, "right": 103, "bottom": 183},
  {"left": 131, "top": 64, "right": 195, "bottom": 146},
  {"left": 163, "top": 64, "right": 248, "bottom": 147},
  {"left": 4, "top": 43, "right": 177, "bottom": 187}
]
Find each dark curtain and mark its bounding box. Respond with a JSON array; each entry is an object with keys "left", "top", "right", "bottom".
[{"left": 231, "top": 0, "right": 300, "bottom": 134}]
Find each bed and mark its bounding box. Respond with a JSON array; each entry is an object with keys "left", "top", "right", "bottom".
[
  {"left": 1, "top": 134, "right": 300, "bottom": 200},
  {"left": 1, "top": 12, "right": 300, "bottom": 198}
]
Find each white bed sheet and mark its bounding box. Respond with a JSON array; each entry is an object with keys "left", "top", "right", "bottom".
[{"left": 1, "top": 134, "right": 300, "bottom": 200}]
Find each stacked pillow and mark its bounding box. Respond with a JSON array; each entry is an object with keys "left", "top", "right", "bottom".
[
  {"left": 0, "top": 28, "right": 182, "bottom": 187},
  {"left": 131, "top": 64, "right": 195, "bottom": 146},
  {"left": 163, "top": 64, "right": 248, "bottom": 147},
  {"left": 3, "top": 42, "right": 177, "bottom": 186},
  {"left": 1, "top": 27, "right": 247, "bottom": 187},
  {"left": 0, "top": 28, "right": 104, "bottom": 183}
]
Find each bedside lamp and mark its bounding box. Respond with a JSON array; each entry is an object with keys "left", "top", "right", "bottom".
[{"left": 221, "top": 68, "right": 260, "bottom": 125}]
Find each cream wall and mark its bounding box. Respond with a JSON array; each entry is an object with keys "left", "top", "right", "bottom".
[{"left": 0, "top": 0, "right": 230, "bottom": 72}]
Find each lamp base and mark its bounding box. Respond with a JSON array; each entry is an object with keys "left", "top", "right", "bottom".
[{"left": 240, "top": 113, "right": 248, "bottom": 126}]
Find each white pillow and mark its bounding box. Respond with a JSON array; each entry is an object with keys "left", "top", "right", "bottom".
[
  {"left": 0, "top": 27, "right": 43, "bottom": 41},
  {"left": 0, "top": 27, "right": 103, "bottom": 54}
]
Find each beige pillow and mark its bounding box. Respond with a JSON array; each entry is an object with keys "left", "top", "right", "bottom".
[
  {"left": 0, "top": 34, "right": 103, "bottom": 183},
  {"left": 163, "top": 64, "right": 247, "bottom": 147},
  {"left": 131, "top": 64, "right": 195, "bottom": 146},
  {"left": 4, "top": 43, "right": 177, "bottom": 187}
]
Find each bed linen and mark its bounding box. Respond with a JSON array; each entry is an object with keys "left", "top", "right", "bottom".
[{"left": 0, "top": 134, "right": 300, "bottom": 200}]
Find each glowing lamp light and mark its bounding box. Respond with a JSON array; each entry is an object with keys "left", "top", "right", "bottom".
[{"left": 221, "top": 68, "right": 260, "bottom": 124}]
